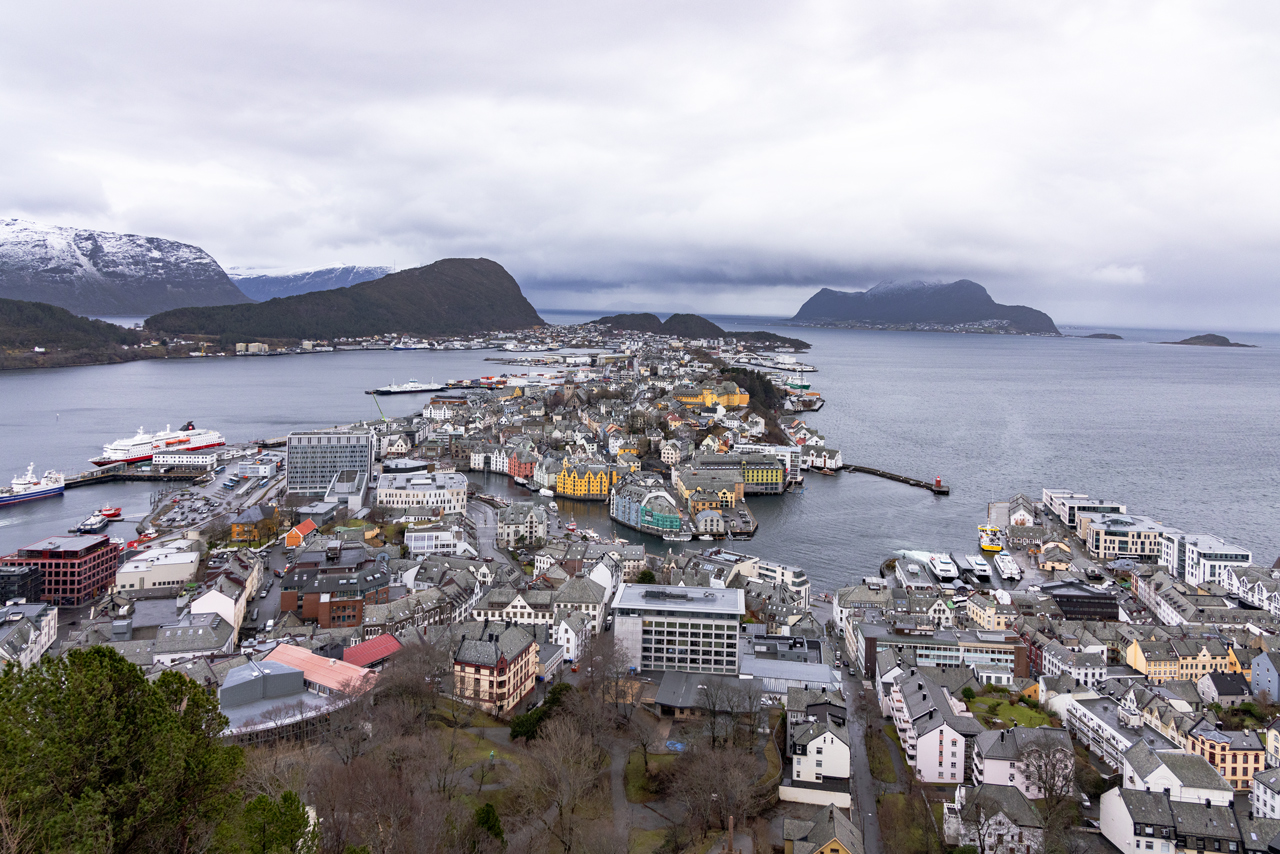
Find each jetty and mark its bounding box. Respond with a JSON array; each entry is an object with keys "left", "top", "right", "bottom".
[
  {"left": 64, "top": 462, "right": 201, "bottom": 490},
  {"left": 843, "top": 465, "right": 950, "bottom": 495}
]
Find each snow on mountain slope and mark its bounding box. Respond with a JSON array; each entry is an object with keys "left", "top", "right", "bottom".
[
  {"left": 0, "top": 219, "right": 251, "bottom": 316},
  {"left": 228, "top": 264, "right": 392, "bottom": 301}
]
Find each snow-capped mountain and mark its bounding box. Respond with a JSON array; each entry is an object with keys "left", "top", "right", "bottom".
[
  {"left": 228, "top": 264, "right": 392, "bottom": 301},
  {"left": 0, "top": 219, "right": 251, "bottom": 316}
]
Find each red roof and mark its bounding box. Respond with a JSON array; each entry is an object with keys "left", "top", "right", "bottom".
[
  {"left": 264, "top": 643, "right": 376, "bottom": 693},
  {"left": 292, "top": 519, "right": 318, "bottom": 537},
  {"left": 343, "top": 633, "right": 403, "bottom": 668}
]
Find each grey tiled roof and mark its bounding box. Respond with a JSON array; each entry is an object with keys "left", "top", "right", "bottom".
[{"left": 962, "top": 784, "right": 1044, "bottom": 829}]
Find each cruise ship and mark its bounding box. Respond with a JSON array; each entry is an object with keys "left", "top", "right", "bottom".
[
  {"left": 366, "top": 379, "right": 444, "bottom": 395},
  {"left": 0, "top": 464, "right": 65, "bottom": 506},
  {"left": 90, "top": 422, "right": 225, "bottom": 466}
]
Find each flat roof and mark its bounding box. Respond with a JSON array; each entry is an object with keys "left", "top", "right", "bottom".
[
  {"left": 611, "top": 583, "right": 744, "bottom": 615},
  {"left": 13, "top": 534, "right": 110, "bottom": 554}
]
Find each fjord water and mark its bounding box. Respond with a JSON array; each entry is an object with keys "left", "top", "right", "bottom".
[{"left": 1, "top": 320, "right": 1277, "bottom": 591}]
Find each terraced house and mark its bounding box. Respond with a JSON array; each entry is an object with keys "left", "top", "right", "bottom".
[
  {"left": 449, "top": 621, "right": 539, "bottom": 718},
  {"left": 555, "top": 460, "right": 621, "bottom": 500}
]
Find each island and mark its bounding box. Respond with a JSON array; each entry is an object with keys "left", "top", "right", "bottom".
[
  {"left": 1083, "top": 333, "right": 1123, "bottom": 340},
  {"left": 791, "top": 279, "right": 1059, "bottom": 335},
  {"left": 1162, "top": 334, "right": 1255, "bottom": 348}
]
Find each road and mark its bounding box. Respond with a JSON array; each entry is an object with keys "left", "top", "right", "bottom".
[
  {"left": 843, "top": 669, "right": 884, "bottom": 854},
  {"left": 465, "top": 500, "right": 520, "bottom": 572}
]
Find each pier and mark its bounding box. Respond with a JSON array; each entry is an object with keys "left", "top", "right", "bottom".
[
  {"left": 63, "top": 462, "right": 201, "bottom": 489},
  {"left": 843, "top": 465, "right": 950, "bottom": 495}
]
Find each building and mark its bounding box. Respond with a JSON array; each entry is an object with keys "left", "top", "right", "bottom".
[
  {"left": 971, "top": 727, "right": 1075, "bottom": 800},
  {"left": 451, "top": 620, "right": 540, "bottom": 718},
  {"left": 1121, "top": 741, "right": 1234, "bottom": 806},
  {"left": 284, "top": 519, "right": 318, "bottom": 549},
  {"left": 0, "top": 564, "right": 42, "bottom": 606},
  {"left": 1099, "top": 787, "right": 1240, "bottom": 854},
  {"left": 1251, "top": 768, "right": 1280, "bottom": 819},
  {"left": 890, "top": 670, "right": 987, "bottom": 783},
  {"left": 404, "top": 520, "right": 471, "bottom": 558},
  {"left": 1198, "top": 671, "right": 1251, "bottom": 708},
  {"left": 611, "top": 583, "right": 745, "bottom": 674},
  {"left": 495, "top": 502, "right": 549, "bottom": 548},
  {"left": 782, "top": 803, "right": 864, "bottom": 854},
  {"left": 1041, "top": 641, "right": 1108, "bottom": 688},
  {"left": 152, "top": 449, "right": 219, "bottom": 471},
  {"left": 1040, "top": 580, "right": 1122, "bottom": 621},
  {"left": 279, "top": 549, "right": 392, "bottom": 629},
  {"left": 555, "top": 461, "right": 621, "bottom": 501},
  {"left": 230, "top": 504, "right": 279, "bottom": 542},
  {"left": 1, "top": 534, "right": 120, "bottom": 607},
  {"left": 944, "top": 785, "right": 1044, "bottom": 854},
  {"left": 1160, "top": 533, "right": 1253, "bottom": 585},
  {"left": 1041, "top": 490, "right": 1126, "bottom": 527},
  {"left": 264, "top": 642, "right": 377, "bottom": 696},
  {"left": 1184, "top": 725, "right": 1265, "bottom": 790},
  {"left": 1076, "top": 513, "right": 1176, "bottom": 562},
  {"left": 114, "top": 546, "right": 201, "bottom": 592},
  {"left": 0, "top": 600, "right": 58, "bottom": 667},
  {"left": 609, "top": 474, "right": 687, "bottom": 538},
  {"left": 285, "top": 428, "right": 375, "bottom": 496},
  {"left": 374, "top": 471, "right": 467, "bottom": 513},
  {"left": 847, "top": 623, "right": 1030, "bottom": 681},
  {"left": 689, "top": 452, "right": 786, "bottom": 494},
  {"left": 1253, "top": 652, "right": 1280, "bottom": 703}
]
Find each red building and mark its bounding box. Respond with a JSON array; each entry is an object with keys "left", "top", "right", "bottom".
[
  {"left": 508, "top": 449, "right": 537, "bottom": 482},
  {"left": 1, "top": 535, "right": 120, "bottom": 607}
]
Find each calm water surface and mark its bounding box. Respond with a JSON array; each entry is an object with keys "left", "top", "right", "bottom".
[{"left": 2, "top": 318, "right": 1277, "bottom": 592}]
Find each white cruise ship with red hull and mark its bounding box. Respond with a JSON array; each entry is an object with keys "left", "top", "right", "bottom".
[{"left": 90, "top": 421, "right": 225, "bottom": 466}]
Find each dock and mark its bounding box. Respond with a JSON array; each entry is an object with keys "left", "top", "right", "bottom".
[
  {"left": 64, "top": 462, "right": 201, "bottom": 489},
  {"left": 843, "top": 465, "right": 950, "bottom": 495}
]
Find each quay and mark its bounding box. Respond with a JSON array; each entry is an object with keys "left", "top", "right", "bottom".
[
  {"left": 63, "top": 462, "right": 201, "bottom": 489},
  {"left": 843, "top": 464, "right": 950, "bottom": 495}
]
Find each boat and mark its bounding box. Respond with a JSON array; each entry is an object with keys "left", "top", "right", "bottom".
[
  {"left": 366, "top": 379, "right": 443, "bottom": 395},
  {"left": 77, "top": 513, "right": 109, "bottom": 534},
  {"left": 994, "top": 552, "right": 1021, "bottom": 580},
  {"left": 784, "top": 374, "right": 811, "bottom": 391},
  {"left": 698, "top": 535, "right": 713, "bottom": 541},
  {"left": 91, "top": 422, "right": 224, "bottom": 466},
  {"left": 929, "top": 553, "right": 959, "bottom": 579},
  {"left": 99, "top": 507, "right": 122, "bottom": 518},
  {"left": 966, "top": 555, "right": 992, "bottom": 578},
  {"left": 539, "top": 488, "right": 555, "bottom": 498},
  {"left": 0, "top": 464, "right": 65, "bottom": 507},
  {"left": 978, "top": 525, "right": 1003, "bottom": 552}
]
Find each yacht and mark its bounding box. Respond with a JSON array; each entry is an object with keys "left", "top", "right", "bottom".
[{"left": 994, "top": 552, "right": 1021, "bottom": 580}]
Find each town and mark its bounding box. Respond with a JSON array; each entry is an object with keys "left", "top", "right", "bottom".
[{"left": 2, "top": 321, "right": 1277, "bottom": 854}]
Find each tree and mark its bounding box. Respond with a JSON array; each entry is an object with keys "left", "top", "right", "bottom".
[
  {"left": 962, "top": 686, "right": 976, "bottom": 701},
  {"left": 670, "top": 747, "right": 758, "bottom": 839},
  {"left": 473, "top": 803, "right": 503, "bottom": 844},
  {"left": 511, "top": 716, "right": 606, "bottom": 853},
  {"left": 1021, "top": 733, "right": 1077, "bottom": 819},
  {"left": 0, "top": 646, "right": 243, "bottom": 853},
  {"left": 217, "top": 790, "right": 315, "bottom": 854},
  {"left": 636, "top": 569, "right": 656, "bottom": 584}
]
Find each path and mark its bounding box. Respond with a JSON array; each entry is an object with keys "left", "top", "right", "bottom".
[{"left": 843, "top": 674, "right": 884, "bottom": 854}]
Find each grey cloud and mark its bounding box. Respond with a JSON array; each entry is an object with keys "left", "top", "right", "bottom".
[{"left": 3, "top": 1, "right": 1280, "bottom": 327}]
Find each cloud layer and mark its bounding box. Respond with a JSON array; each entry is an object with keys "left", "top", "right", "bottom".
[{"left": 3, "top": 2, "right": 1279, "bottom": 327}]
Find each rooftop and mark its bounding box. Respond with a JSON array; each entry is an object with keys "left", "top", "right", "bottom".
[{"left": 612, "top": 583, "right": 745, "bottom": 615}]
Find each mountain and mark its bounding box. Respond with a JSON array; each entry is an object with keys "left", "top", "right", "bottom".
[
  {"left": 0, "top": 297, "right": 142, "bottom": 350},
  {"left": 146, "top": 258, "right": 544, "bottom": 340},
  {"left": 792, "top": 280, "right": 1059, "bottom": 334},
  {"left": 594, "top": 312, "right": 664, "bottom": 333},
  {"left": 229, "top": 264, "right": 392, "bottom": 301},
  {"left": 660, "top": 314, "right": 726, "bottom": 338},
  {"left": 1163, "top": 334, "right": 1255, "bottom": 348},
  {"left": 0, "top": 219, "right": 252, "bottom": 316}
]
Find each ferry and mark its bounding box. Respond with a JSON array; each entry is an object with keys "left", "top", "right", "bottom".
[
  {"left": 77, "top": 513, "right": 109, "bottom": 534},
  {"left": 366, "top": 379, "right": 443, "bottom": 395},
  {"left": 966, "top": 555, "right": 992, "bottom": 579},
  {"left": 928, "top": 553, "right": 959, "bottom": 579},
  {"left": 978, "top": 525, "right": 1003, "bottom": 552},
  {"left": 91, "top": 422, "right": 225, "bottom": 466},
  {"left": 994, "top": 552, "right": 1021, "bottom": 580},
  {"left": 0, "top": 464, "right": 65, "bottom": 507}
]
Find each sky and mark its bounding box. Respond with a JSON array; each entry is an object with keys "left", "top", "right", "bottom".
[{"left": 3, "top": 2, "right": 1280, "bottom": 328}]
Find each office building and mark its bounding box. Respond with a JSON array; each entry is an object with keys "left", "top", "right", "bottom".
[{"left": 285, "top": 428, "right": 375, "bottom": 496}]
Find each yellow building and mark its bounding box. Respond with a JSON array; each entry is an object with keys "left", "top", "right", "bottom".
[
  {"left": 1229, "top": 646, "right": 1260, "bottom": 682},
  {"left": 555, "top": 461, "right": 620, "bottom": 501},
  {"left": 1172, "top": 638, "right": 1230, "bottom": 681},
  {"left": 1126, "top": 640, "right": 1179, "bottom": 684},
  {"left": 965, "top": 594, "right": 1019, "bottom": 631},
  {"left": 672, "top": 381, "right": 750, "bottom": 409}
]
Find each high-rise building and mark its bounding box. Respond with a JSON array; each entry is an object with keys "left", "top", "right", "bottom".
[
  {"left": 1, "top": 534, "right": 120, "bottom": 607},
  {"left": 285, "top": 428, "right": 375, "bottom": 496}
]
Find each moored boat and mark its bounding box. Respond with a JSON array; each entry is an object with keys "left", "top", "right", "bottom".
[
  {"left": 365, "top": 379, "right": 443, "bottom": 395},
  {"left": 91, "top": 422, "right": 224, "bottom": 466},
  {"left": 978, "top": 524, "right": 1003, "bottom": 552},
  {"left": 0, "top": 464, "right": 65, "bottom": 507},
  {"left": 99, "top": 507, "right": 122, "bottom": 518},
  {"left": 77, "top": 513, "right": 109, "bottom": 534},
  {"left": 994, "top": 552, "right": 1020, "bottom": 580},
  {"left": 966, "top": 554, "right": 992, "bottom": 578},
  {"left": 928, "top": 553, "right": 959, "bottom": 579}
]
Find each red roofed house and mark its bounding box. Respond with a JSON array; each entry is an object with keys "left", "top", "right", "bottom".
[
  {"left": 264, "top": 643, "right": 377, "bottom": 696},
  {"left": 285, "top": 519, "right": 318, "bottom": 549},
  {"left": 343, "top": 633, "right": 402, "bottom": 670}
]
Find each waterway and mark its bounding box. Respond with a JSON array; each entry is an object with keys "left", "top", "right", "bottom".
[{"left": 2, "top": 315, "right": 1278, "bottom": 594}]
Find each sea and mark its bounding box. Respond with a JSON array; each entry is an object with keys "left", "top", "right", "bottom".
[{"left": 2, "top": 312, "right": 1277, "bottom": 594}]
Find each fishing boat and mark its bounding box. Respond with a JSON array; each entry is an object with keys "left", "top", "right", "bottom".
[{"left": 0, "top": 464, "right": 65, "bottom": 507}]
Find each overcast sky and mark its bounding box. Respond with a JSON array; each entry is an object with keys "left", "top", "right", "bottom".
[{"left": 3, "top": 2, "right": 1279, "bottom": 328}]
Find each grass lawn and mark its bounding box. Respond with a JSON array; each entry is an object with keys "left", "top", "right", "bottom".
[
  {"left": 762, "top": 727, "right": 782, "bottom": 784},
  {"left": 625, "top": 750, "right": 677, "bottom": 803},
  {"left": 884, "top": 723, "right": 902, "bottom": 747},
  {"left": 867, "top": 729, "right": 898, "bottom": 784},
  {"left": 966, "top": 696, "right": 1051, "bottom": 729},
  {"left": 629, "top": 828, "right": 667, "bottom": 854}
]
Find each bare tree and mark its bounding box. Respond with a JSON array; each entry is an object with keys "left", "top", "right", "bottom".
[
  {"left": 964, "top": 791, "right": 1009, "bottom": 854},
  {"left": 511, "top": 716, "right": 606, "bottom": 854},
  {"left": 378, "top": 627, "right": 454, "bottom": 712},
  {"left": 1020, "top": 733, "right": 1077, "bottom": 818},
  {"left": 630, "top": 708, "right": 663, "bottom": 773},
  {"left": 696, "top": 679, "right": 739, "bottom": 750},
  {"left": 670, "top": 746, "right": 758, "bottom": 839},
  {"left": 320, "top": 675, "right": 377, "bottom": 766}
]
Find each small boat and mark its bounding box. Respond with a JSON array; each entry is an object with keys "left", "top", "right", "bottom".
[
  {"left": 979, "top": 525, "right": 1003, "bottom": 552},
  {"left": 698, "top": 535, "right": 713, "bottom": 541},
  {"left": 99, "top": 507, "right": 122, "bottom": 518},
  {"left": 815, "top": 466, "right": 838, "bottom": 476},
  {"left": 77, "top": 513, "right": 109, "bottom": 534},
  {"left": 539, "top": 488, "right": 555, "bottom": 498}
]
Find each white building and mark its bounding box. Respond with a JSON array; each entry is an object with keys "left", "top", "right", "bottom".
[
  {"left": 1159, "top": 533, "right": 1253, "bottom": 586},
  {"left": 152, "top": 449, "right": 219, "bottom": 471},
  {"left": 610, "top": 584, "right": 744, "bottom": 675},
  {"left": 971, "top": 727, "right": 1075, "bottom": 800},
  {"left": 374, "top": 471, "right": 468, "bottom": 513},
  {"left": 405, "top": 521, "right": 473, "bottom": 558},
  {"left": 944, "top": 785, "right": 1045, "bottom": 854},
  {"left": 114, "top": 547, "right": 201, "bottom": 593},
  {"left": 1251, "top": 768, "right": 1280, "bottom": 819},
  {"left": 0, "top": 600, "right": 58, "bottom": 667},
  {"left": 1041, "top": 640, "right": 1108, "bottom": 688},
  {"left": 1041, "top": 489, "right": 1127, "bottom": 527},
  {"left": 495, "top": 503, "right": 549, "bottom": 548},
  {"left": 286, "top": 428, "right": 375, "bottom": 496},
  {"left": 552, "top": 610, "right": 591, "bottom": 663},
  {"left": 891, "top": 670, "right": 987, "bottom": 784},
  {"left": 1121, "top": 741, "right": 1233, "bottom": 805}
]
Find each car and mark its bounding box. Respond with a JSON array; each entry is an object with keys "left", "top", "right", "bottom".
[
  {"left": 264, "top": 619, "right": 274, "bottom": 632},
  {"left": 259, "top": 589, "right": 269, "bottom": 599},
  {"left": 250, "top": 607, "right": 259, "bottom": 622},
  {"left": 1081, "top": 794, "right": 1091, "bottom": 809}
]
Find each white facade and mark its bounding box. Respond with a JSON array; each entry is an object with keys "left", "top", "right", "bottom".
[
  {"left": 0, "top": 602, "right": 58, "bottom": 668},
  {"left": 791, "top": 728, "right": 851, "bottom": 784},
  {"left": 374, "top": 471, "right": 468, "bottom": 512},
  {"left": 286, "top": 428, "right": 375, "bottom": 495},
  {"left": 1251, "top": 768, "right": 1280, "bottom": 819},
  {"left": 114, "top": 548, "right": 201, "bottom": 592},
  {"left": 1182, "top": 534, "right": 1252, "bottom": 586},
  {"left": 405, "top": 523, "right": 473, "bottom": 558}
]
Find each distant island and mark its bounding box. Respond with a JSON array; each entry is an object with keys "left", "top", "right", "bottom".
[
  {"left": 791, "top": 279, "right": 1059, "bottom": 335},
  {"left": 1162, "top": 334, "right": 1255, "bottom": 348},
  {"left": 592, "top": 312, "right": 809, "bottom": 350},
  {"left": 0, "top": 218, "right": 252, "bottom": 315},
  {"left": 1083, "top": 333, "right": 1123, "bottom": 340},
  {"left": 146, "top": 258, "right": 544, "bottom": 341}
]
